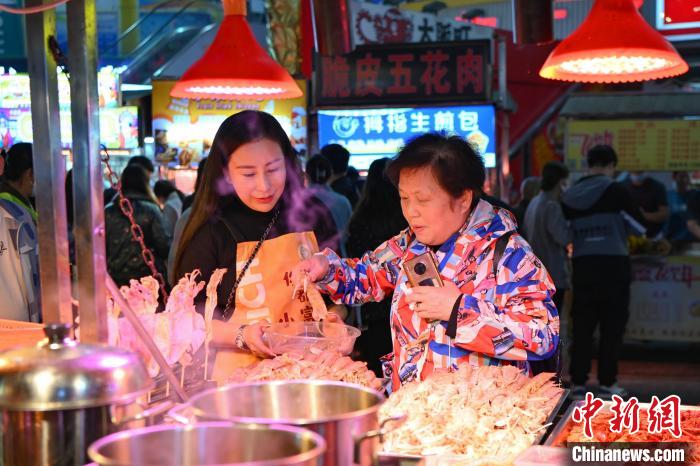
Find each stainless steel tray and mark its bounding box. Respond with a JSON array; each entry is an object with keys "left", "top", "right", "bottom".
[
  {"left": 544, "top": 401, "right": 583, "bottom": 447},
  {"left": 544, "top": 400, "right": 700, "bottom": 446},
  {"left": 378, "top": 388, "right": 570, "bottom": 462}
]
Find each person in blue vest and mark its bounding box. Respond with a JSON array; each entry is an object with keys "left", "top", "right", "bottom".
[{"left": 0, "top": 143, "right": 41, "bottom": 322}]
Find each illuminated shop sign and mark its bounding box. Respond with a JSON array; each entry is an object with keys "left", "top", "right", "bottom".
[
  {"left": 1, "top": 106, "right": 138, "bottom": 150},
  {"left": 318, "top": 105, "right": 496, "bottom": 170},
  {"left": 316, "top": 40, "right": 491, "bottom": 106},
  {"left": 0, "top": 66, "right": 123, "bottom": 109}
]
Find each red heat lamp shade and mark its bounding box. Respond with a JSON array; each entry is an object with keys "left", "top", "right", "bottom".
[
  {"left": 539, "top": 0, "right": 688, "bottom": 83},
  {"left": 170, "top": 0, "right": 302, "bottom": 100}
]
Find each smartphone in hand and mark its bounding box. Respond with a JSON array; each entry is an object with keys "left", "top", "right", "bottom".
[{"left": 403, "top": 251, "right": 443, "bottom": 288}]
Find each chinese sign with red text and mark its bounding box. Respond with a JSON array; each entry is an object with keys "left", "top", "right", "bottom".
[{"left": 316, "top": 41, "right": 491, "bottom": 106}]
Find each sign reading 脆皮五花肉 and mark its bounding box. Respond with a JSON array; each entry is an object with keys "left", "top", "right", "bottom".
[
  {"left": 315, "top": 41, "right": 492, "bottom": 107},
  {"left": 565, "top": 119, "right": 700, "bottom": 172}
]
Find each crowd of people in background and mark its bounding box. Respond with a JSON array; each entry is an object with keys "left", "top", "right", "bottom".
[
  {"left": 521, "top": 145, "right": 700, "bottom": 398},
  {"left": 1, "top": 134, "right": 699, "bottom": 394}
]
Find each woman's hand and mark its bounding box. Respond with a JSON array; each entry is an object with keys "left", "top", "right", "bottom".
[
  {"left": 292, "top": 253, "right": 330, "bottom": 283},
  {"left": 243, "top": 321, "right": 276, "bottom": 358},
  {"left": 403, "top": 281, "right": 463, "bottom": 322}
]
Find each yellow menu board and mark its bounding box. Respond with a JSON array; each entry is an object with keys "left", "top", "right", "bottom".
[
  {"left": 151, "top": 79, "right": 308, "bottom": 156},
  {"left": 565, "top": 119, "right": 700, "bottom": 171}
]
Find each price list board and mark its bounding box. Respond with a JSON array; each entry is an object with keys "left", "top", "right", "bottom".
[{"left": 565, "top": 119, "right": 700, "bottom": 171}]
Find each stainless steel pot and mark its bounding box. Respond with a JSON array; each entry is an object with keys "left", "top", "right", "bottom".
[
  {"left": 88, "top": 421, "right": 326, "bottom": 466},
  {"left": 168, "top": 380, "right": 404, "bottom": 466},
  {"left": 0, "top": 323, "right": 155, "bottom": 466}
]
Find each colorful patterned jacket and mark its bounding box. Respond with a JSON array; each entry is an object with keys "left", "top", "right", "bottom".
[{"left": 317, "top": 199, "right": 560, "bottom": 389}]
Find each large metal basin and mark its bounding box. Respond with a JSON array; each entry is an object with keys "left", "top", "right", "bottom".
[
  {"left": 88, "top": 422, "right": 325, "bottom": 466},
  {"left": 169, "top": 380, "right": 389, "bottom": 466}
]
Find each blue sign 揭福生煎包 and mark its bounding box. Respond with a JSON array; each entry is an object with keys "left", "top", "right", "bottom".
[{"left": 317, "top": 105, "right": 496, "bottom": 170}]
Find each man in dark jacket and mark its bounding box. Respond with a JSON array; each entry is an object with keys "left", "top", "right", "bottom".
[{"left": 562, "top": 145, "right": 645, "bottom": 399}]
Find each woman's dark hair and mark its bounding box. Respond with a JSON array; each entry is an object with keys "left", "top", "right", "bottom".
[
  {"left": 540, "top": 161, "right": 570, "bottom": 191},
  {"left": 194, "top": 157, "right": 208, "bottom": 192},
  {"left": 121, "top": 164, "right": 151, "bottom": 195},
  {"left": 174, "top": 110, "right": 301, "bottom": 279},
  {"left": 4, "top": 142, "right": 33, "bottom": 182},
  {"left": 347, "top": 158, "right": 407, "bottom": 255},
  {"left": 127, "top": 155, "right": 155, "bottom": 175},
  {"left": 587, "top": 145, "right": 618, "bottom": 168},
  {"left": 386, "top": 133, "right": 485, "bottom": 199},
  {"left": 306, "top": 154, "right": 333, "bottom": 185},
  {"left": 352, "top": 158, "right": 401, "bottom": 223}
]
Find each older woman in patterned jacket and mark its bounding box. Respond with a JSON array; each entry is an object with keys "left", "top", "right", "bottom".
[{"left": 294, "top": 133, "right": 559, "bottom": 390}]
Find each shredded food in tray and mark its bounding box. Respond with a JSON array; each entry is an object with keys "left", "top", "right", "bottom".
[
  {"left": 380, "top": 365, "right": 564, "bottom": 465},
  {"left": 227, "top": 349, "right": 384, "bottom": 391}
]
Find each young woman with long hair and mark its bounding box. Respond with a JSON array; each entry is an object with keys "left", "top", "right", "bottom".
[{"left": 174, "top": 110, "right": 338, "bottom": 381}]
